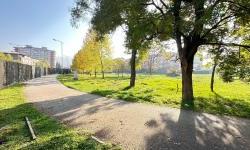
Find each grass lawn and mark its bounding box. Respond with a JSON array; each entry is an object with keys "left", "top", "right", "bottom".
[
  {"left": 58, "top": 73, "right": 250, "bottom": 118},
  {"left": 0, "top": 84, "right": 117, "bottom": 150}
]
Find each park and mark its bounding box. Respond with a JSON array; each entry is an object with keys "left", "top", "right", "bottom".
[{"left": 1, "top": 0, "right": 250, "bottom": 150}]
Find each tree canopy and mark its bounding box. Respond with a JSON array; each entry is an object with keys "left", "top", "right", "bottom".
[
  {"left": 0, "top": 52, "right": 13, "bottom": 62},
  {"left": 71, "top": 0, "right": 250, "bottom": 103},
  {"left": 71, "top": 30, "right": 113, "bottom": 78}
]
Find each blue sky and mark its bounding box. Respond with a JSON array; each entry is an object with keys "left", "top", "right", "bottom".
[{"left": 0, "top": 0, "right": 127, "bottom": 66}]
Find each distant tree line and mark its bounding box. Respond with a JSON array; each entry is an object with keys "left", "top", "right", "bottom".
[{"left": 71, "top": 30, "right": 129, "bottom": 78}]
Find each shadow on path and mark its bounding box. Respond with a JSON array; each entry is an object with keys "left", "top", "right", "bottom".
[
  {"left": 145, "top": 104, "right": 250, "bottom": 150},
  {"left": 30, "top": 93, "right": 129, "bottom": 126}
]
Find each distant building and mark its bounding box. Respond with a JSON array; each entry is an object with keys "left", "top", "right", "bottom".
[
  {"left": 14, "top": 45, "right": 56, "bottom": 68},
  {"left": 3, "top": 52, "right": 38, "bottom": 66}
]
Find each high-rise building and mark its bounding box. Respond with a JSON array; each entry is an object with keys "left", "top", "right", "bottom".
[{"left": 14, "top": 45, "right": 56, "bottom": 68}]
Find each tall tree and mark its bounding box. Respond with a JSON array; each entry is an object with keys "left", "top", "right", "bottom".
[
  {"left": 97, "top": 35, "right": 113, "bottom": 79},
  {"left": 209, "top": 46, "right": 222, "bottom": 92},
  {"left": 71, "top": 30, "right": 112, "bottom": 78},
  {"left": 71, "top": 0, "right": 250, "bottom": 103}
]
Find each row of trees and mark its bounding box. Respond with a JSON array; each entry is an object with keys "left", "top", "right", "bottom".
[
  {"left": 71, "top": 0, "right": 250, "bottom": 104},
  {"left": 72, "top": 30, "right": 177, "bottom": 78},
  {"left": 72, "top": 30, "right": 128, "bottom": 78}
]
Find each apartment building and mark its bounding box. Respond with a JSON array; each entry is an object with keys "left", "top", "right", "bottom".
[{"left": 14, "top": 45, "right": 56, "bottom": 68}]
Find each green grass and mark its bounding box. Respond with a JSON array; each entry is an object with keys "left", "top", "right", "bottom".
[
  {"left": 58, "top": 73, "right": 250, "bottom": 118},
  {"left": 0, "top": 84, "right": 118, "bottom": 150}
]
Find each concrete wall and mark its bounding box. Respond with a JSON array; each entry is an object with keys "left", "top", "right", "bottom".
[
  {"left": 0, "top": 60, "right": 51, "bottom": 88},
  {"left": 0, "top": 61, "right": 5, "bottom": 88},
  {"left": 4, "top": 61, "right": 33, "bottom": 86}
]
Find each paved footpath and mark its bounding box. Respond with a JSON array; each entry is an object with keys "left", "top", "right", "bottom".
[{"left": 24, "top": 75, "right": 250, "bottom": 150}]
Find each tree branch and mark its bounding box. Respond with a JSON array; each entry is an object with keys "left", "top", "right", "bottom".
[
  {"left": 173, "top": 0, "right": 183, "bottom": 54},
  {"left": 227, "top": 0, "right": 250, "bottom": 11},
  {"left": 140, "top": 2, "right": 154, "bottom": 6},
  {"left": 204, "top": 42, "right": 250, "bottom": 52},
  {"left": 159, "top": 0, "right": 168, "bottom": 10},
  {"left": 151, "top": 0, "right": 166, "bottom": 18},
  {"left": 201, "top": 15, "right": 233, "bottom": 38}
]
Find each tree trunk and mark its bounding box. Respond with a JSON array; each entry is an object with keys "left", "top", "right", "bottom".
[
  {"left": 100, "top": 57, "right": 105, "bottom": 79},
  {"left": 102, "top": 71, "right": 104, "bottom": 79},
  {"left": 181, "top": 57, "right": 194, "bottom": 104},
  {"left": 130, "top": 49, "right": 137, "bottom": 87},
  {"left": 94, "top": 69, "right": 97, "bottom": 78},
  {"left": 149, "top": 65, "right": 152, "bottom": 75},
  {"left": 210, "top": 62, "right": 217, "bottom": 92},
  {"left": 179, "top": 41, "right": 197, "bottom": 104},
  {"left": 100, "top": 62, "right": 104, "bottom": 79}
]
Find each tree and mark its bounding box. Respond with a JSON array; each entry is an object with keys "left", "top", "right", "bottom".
[
  {"left": 146, "top": 41, "right": 164, "bottom": 75},
  {"left": 143, "top": 40, "right": 175, "bottom": 75},
  {"left": 238, "top": 49, "right": 250, "bottom": 82},
  {"left": 208, "top": 45, "right": 223, "bottom": 92},
  {"left": 0, "top": 52, "right": 13, "bottom": 61},
  {"left": 97, "top": 35, "right": 113, "bottom": 79},
  {"left": 71, "top": 0, "right": 155, "bottom": 87},
  {"left": 71, "top": 30, "right": 112, "bottom": 78},
  {"left": 36, "top": 60, "right": 49, "bottom": 68},
  {"left": 71, "top": 0, "right": 250, "bottom": 103},
  {"left": 234, "top": 23, "right": 250, "bottom": 82},
  {"left": 113, "top": 58, "right": 127, "bottom": 77},
  {"left": 217, "top": 48, "right": 250, "bottom": 82}
]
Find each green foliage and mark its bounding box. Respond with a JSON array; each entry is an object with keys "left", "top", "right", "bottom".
[
  {"left": 113, "top": 58, "right": 127, "bottom": 74},
  {"left": 0, "top": 52, "right": 13, "bottom": 62},
  {"left": 71, "top": 0, "right": 250, "bottom": 100},
  {"left": 58, "top": 74, "right": 250, "bottom": 118},
  {"left": 36, "top": 60, "right": 50, "bottom": 68},
  {"left": 71, "top": 0, "right": 250, "bottom": 46},
  {"left": 238, "top": 50, "right": 250, "bottom": 81},
  {"left": 217, "top": 51, "right": 238, "bottom": 82},
  {"left": 219, "top": 69, "right": 234, "bottom": 82},
  {"left": 0, "top": 85, "right": 116, "bottom": 149},
  {"left": 217, "top": 49, "right": 250, "bottom": 82}
]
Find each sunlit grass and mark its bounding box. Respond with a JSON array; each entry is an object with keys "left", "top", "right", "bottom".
[
  {"left": 58, "top": 73, "right": 250, "bottom": 118},
  {"left": 0, "top": 84, "right": 117, "bottom": 149}
]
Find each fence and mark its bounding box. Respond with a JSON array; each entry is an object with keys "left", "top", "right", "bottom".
[{"left": 0, "top": 60, "right": 51, "bottom": 88}]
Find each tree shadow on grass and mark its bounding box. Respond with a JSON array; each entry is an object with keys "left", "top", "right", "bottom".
[
  {"left": 90, "top": 89, "right": 117, "bottom": 97},
  {"left": 194, "top": 92, "right": 250, "bottom": 118},
  {"left": 122, "top": 86, "right": 132, "bottom": 91},
  {"left": 90, "top": 88, "right": 158, "bottom": 104}
]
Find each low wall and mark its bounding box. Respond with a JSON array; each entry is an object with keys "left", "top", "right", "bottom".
[
  {"left": 0, "top": 61, "right": 52, "bottom": 88},
  {"left": 0, "top": 61, "right": 5, "bottom": 88},
  {"left": 5, "top": 61, "right": 33, "bottom": 85}
]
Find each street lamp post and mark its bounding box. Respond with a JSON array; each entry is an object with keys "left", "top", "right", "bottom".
[{"left": 53, "top": 38, "right": 64, "bottom": 71}]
